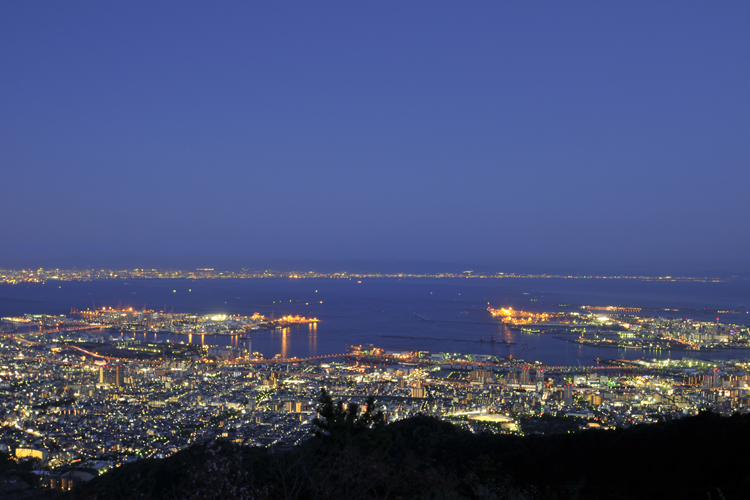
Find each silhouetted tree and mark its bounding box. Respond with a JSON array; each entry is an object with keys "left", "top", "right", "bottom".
[{"left": 311, "top": 389, "right": 384, "bottom": 445}]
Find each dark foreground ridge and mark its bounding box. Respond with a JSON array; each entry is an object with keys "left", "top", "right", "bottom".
[{"left": 36, "top": 406, "right": 750, "bottom": 500}]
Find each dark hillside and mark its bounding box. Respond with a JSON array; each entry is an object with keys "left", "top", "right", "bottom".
[{"left": 73, "top": 409, "right": 750, "bottom": 500}]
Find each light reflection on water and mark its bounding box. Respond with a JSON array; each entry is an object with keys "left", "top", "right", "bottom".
[
  {"left": 112, "top": 320, "right": 750, "bottom": 365},
  {"left": 281, "top": 327, "right": 289, "bottom": 359},
  {"left": 309, "top": 322, "right": 317, "bottom": 355},
  {"left": 7, "top": 277, "right": 750, "bottom": 365},
  {"left": 144, "top": 324, "right": 327, "bottom": 360}
]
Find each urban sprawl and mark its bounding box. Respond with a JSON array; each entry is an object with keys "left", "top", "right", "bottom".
[
  {"left": 0, "top": 267, "right": 734, "bottom": 284},
  {"left": 2, "top": 304, "right": 750, "bottom": 491}
]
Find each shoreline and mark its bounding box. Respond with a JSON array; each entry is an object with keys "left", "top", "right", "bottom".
[{"left": 555, "top": 336, "right": 750, "bottom": 352}]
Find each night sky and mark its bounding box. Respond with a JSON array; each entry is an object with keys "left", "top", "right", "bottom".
[{"left": 2, "top": 2, "right": 748, "bottom": 273}]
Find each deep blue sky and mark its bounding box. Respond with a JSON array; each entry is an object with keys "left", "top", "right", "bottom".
[{"left": 1, "top": 2, "right": 749, "bottom": 273}]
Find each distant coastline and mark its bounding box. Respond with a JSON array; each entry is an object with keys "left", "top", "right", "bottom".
[{"left": 0, "top": 267, "right": 737, "bottom": 285}]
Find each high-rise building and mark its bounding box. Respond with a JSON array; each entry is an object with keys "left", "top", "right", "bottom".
[
  {"left": 520, "top": 367, "right": 530, "bottom": 385},
  {"left": 564, "top": 384, "right": 573, "bottom": 406},
  {"left": 114, "top": 365, "right": 124, "bottom": 387},
  {"left": 471, "top": 369, "right": 493, "bottom": 386},
  {"left": 98, "top": 365, "right": 124, "bottom": 387},
  {"left": 411, "top": 381, "right": 425, "bottom": 398}
]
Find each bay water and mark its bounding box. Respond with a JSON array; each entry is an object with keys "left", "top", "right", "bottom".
[{"left": 1, "top": 278, "right": 749, "bottom": 366}]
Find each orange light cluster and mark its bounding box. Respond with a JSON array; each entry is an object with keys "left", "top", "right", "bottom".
[
  {"left": 72, "top": 306, "right": 145, "bottom": 318},
  {"left": 582, "top": 305, "right": 641, "bottom": 313},
  {"left": 488, "top": 306, "right": 552, "bottom": 325},
  {"left": 279, "top": 315, "right": 319, "bottom": 323}
]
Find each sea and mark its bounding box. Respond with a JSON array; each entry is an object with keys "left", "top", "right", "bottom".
[{"left": 1, "top": 277, "right": 749, "bottom": 366}]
